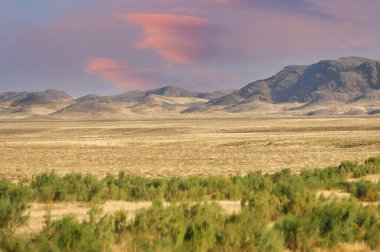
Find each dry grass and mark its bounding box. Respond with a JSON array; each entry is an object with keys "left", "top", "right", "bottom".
[
  {"left": 0, "top": 117, "right": 380, "bottom": 179},
  {"left": 316, "top": 190, "right": 351, "bottom": 200},
  {"left": 348, "top": 174, "right": 380, "bottom": 183},
  {"left": 315, "top": 242, "right": 371, "bottom": 252}
]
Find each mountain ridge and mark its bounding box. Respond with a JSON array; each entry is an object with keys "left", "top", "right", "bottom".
[
  {"left": 203, "top": 56, "right": 380, "bottom": 115},
  {"left": 1, "top": 57, "right": 380, "bottom": 118}
]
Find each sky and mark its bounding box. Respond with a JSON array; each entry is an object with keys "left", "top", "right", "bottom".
[{"left": 1, "top": 0, "right": 380, "bottom": 97}]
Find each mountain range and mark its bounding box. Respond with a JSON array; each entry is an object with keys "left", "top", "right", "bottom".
[{"left": 1, "top": 57, "right": 380, "bottom": 119}]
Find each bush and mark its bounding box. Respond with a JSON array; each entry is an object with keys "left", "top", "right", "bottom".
[
  {"left": 242, "top": 190, "right": 281, "bottom": 220},
  {"left": 2, "top": 157, "right": 380, "bottom": 251},
  {"left": 0, "top": 232, "right": 30, "bottom": 252},
  {"left": 350, "top": 180, "right": 380, "bottom": 202},
  {"left": 16, "top": 156, "right": 380, "bottom": 203},
  {"left": 0, "top": 179, "right": 31, "bottom": 231},
  {"left": 217, "top": 209, "right": 284, "bottom": 252},
  {"left": 276, "top": 200, "right": 380, "bottom": 250},
  {"left": 36, "top": 215, "right": 102, "bottom": 252},
  {"left": 35, "top": 210, "right": 115, "bottom": 252},
  {"left": 124, "top": 201, "right": 283, "bottom": 252}
]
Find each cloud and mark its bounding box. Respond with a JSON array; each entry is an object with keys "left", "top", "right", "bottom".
[
  {"left": 84, "top": 57, "right": 160, "bottom": 89},
  {"left": 85, "top": 57, "right": 244, "bottom": 91},
  {"left": 3, "top": 0, "right": 380, "bottom": 96},
  {"left": 121, "top": 13, "right": 222, "bottom": 64}
]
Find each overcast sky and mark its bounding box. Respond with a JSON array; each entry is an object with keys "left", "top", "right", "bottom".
[{"left": 1, "top": 0, "right": 380, "bottom": 96}]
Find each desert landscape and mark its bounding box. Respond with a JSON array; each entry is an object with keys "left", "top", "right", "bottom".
[
  {"left": 2, "top": 115, "right": 380, "bottom": 252},
  {"left": 2, "top": 0, "right": 380, "bottom": 250},
  {"left": 2, "top": 56, "right": 380, "bottom": 251},
  {"left": 1, "top": 117, "right": 380, "bottom": 180}
]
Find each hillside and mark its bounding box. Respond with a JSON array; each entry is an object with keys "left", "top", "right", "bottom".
[
  {"left": 0, "top": 90, "right": 74, "bottom": 118},
  {"left": 51, "top": 86, "right": 217, "bottom": 118},
  {"left": 204, "top": 57, "right": 380, "bottom": 115}
]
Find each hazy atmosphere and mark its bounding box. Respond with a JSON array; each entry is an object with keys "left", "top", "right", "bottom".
[{"left": 1, "top": 0, "right": 380, "bottom": 96}]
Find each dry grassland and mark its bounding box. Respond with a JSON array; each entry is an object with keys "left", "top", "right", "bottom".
[{"left": 1, "top": 117, "right": 380, "bottom": 179}]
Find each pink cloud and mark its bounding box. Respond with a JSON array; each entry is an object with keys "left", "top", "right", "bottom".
[
  {"left": 85, "top": 57, "right": 159, "bottom": 89},
  {"left": 120, "top": 13, "right": 221, "bottom": 64}
]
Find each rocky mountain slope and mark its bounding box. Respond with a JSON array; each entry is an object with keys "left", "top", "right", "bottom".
[{"left": 203, "top": 57, "right": 380, "bottom": 115}]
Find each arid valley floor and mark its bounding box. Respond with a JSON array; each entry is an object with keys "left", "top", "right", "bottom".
[
  {"left": 2, "top": 116, "right": 380, "bottom": 251},
  {"left": 1, "top": 116, "right": 380, "bottom": 180}
]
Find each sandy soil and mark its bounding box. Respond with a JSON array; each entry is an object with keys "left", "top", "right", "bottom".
[
  {"left": 316, "top": 190, "right": 351, "bottom": 199},
  {"left": 348, "top": 174, "right": 380, "bottom": 183}
]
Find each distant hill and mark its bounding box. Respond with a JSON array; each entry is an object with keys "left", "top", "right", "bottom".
[
  {"left": 13, "top": 89, "right": 73, "bottom": 105},
  {"left": 145, "top": 86, "right": 201, "bottom": 98},
  {"left": 0, "top": 90, "right": 73, "bottom": 118},
  {"left": 1, "top": 57, "right": 380, "bottom": 118},
  {"left": 50, "top": 86, "right": 235, "bottom": 119},
  {"left": 52, "top": 94, "right": 209, "bottom": 119},
  {"left": 0, "top": 86, "right": 234, "bottom": 119},
  {"left": 75, "top": 86, "right": 237, "bottom": 103}
]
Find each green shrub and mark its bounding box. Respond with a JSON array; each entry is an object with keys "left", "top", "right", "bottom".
[
  {"left": 0, "top": 232, "right": 30, "bottom": 252},
  {"left": 35, "top": 211, "right": 115, "bottom": 252},
  {"left": 276, "top": 200, "right": 380, "bottom": 250},
  {"left": 350, "top": 180, "right": 380, "bottom": 201},
  {"left": 0, "top": 179, "right": 31, "bottom": 231},
  {"left": 2, "top": 157, "right": 380, "bottom": 251},
  {"left": 113, "top": 210, "right": 128, "bottom": 242},
  {"left": 276, "top": 214, "right": 308, "bottom": 250},
  {"left": 242, "top": 190, "right": 281, "bottom": 220},
  {"left": 217, "top": 209, "right": 284, "bottom": 252},
  {"left": 36, "top": 215, "right": 101, "bottom": 252},
  {"left": 124, "top": 201, "right": 283, "bottom": 252}
]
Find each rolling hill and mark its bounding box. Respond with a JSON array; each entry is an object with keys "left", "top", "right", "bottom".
[
  {"left": 0, "top": 90, "right": 74, "bottom": 118},
  {"left": 1, "top": 57, "right": 380, "bottom": 118},
  {"left": 0, "top": 86, "right": 234, "bottom": 119}
]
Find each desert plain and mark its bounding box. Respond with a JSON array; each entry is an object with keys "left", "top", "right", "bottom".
[{"left": 1, "top": 116, "right": 379, "bottom": 180}]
